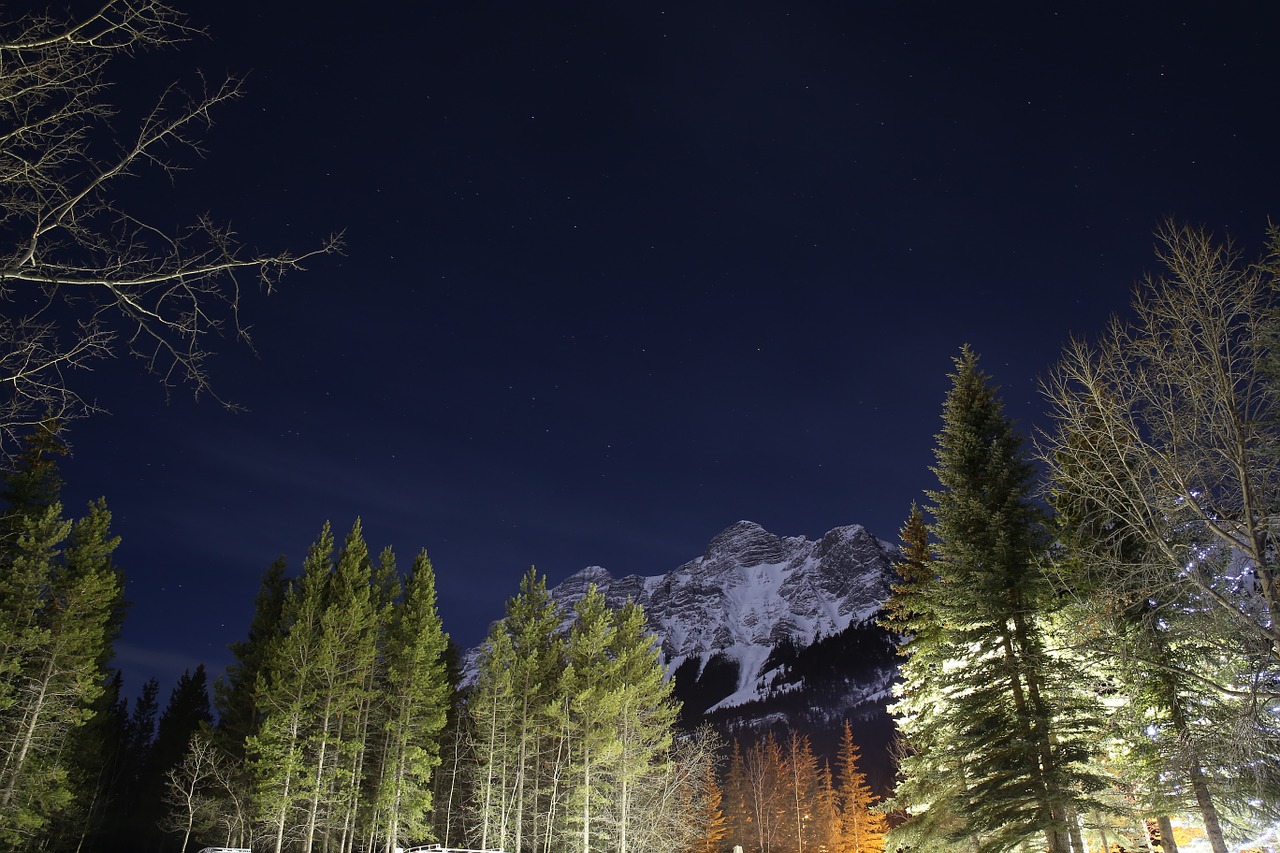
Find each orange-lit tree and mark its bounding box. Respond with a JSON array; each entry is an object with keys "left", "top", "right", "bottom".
[
  {"left": 834, "top": 721, "right": 885, "bottom": 853},
  {"left": 688, "top": 750, "right": 728, "bottom": 853}
]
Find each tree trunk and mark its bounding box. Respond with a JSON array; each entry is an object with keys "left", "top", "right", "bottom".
[
  {"left": 1166, "top": 692, "right": 1227, "bottom": 853},
  {"left": 1156, "top": 816, "right": 1178, "bottom": 853},
  {"left": 0, "top": 654, "right": 55, "bottom": 812}
]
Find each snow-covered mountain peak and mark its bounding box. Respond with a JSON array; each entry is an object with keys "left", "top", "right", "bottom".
[
  {"left": 700, "top": 520, "right": 787, "bottom": 568},
  {"left": 548, "top": 521, "right": 897, "bottom": 713}
]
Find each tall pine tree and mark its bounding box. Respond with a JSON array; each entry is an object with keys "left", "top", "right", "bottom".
[
  {"left": 835, "top": 720, "right": 886, "bottom": 853},
  {"left": 887, "top": 347, "right": 1106, "bottom": 853},
  {"left": 371, "top": 549, "right": 450, "bottom": 851},
  {"left": 0, "top": 430, "right": 122, "bottom": 849}
]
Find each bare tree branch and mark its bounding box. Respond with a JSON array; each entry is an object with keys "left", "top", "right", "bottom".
[
  {"left": 1040, "top": 220, "right": 1280, "bottom": 666},
  {"left": 0, "top": 1, "right": 341, "bottom": 456}
]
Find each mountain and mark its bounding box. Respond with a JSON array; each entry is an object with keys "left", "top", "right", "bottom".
[{"left": 549, "top": 520, "right": 900, "bottom": 782}]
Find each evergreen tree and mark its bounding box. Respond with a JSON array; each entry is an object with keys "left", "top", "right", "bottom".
[
  {"left": 689, "top": 747, "right": 728, "bottom": 853},
  {"left": 608, "top": 598, "right": 678, "bottom": 853},
  {"left": 0, "top": 494, "right": 122, "bottom": 846},
  {"left": 427, "top": 639, "right": 467, "bottom": 849},
  {"left": 0, "top": 421, "right": 65, "bottom": 548},
  {"left": 58, "top": 670, "right": 130, "bottom": 852},
  {"left": 216, "top": 556, "right": 289, "bottom": 754},
  {"left": 296, "top": 519, "right": 379, "bottom": 852},
  {"left": 469, "top": 620, "right": 518, "bottom": 852},
  {"left": 122, "top": 677, "right": 162, "bottom": 814},
  {"left": 723, "top": 740, "right": 752, "bottom": 853},
  {"left": 250, "top": 522, "right": 333, "bottom": 853},
  {"left": 371, "top": 549, "right": 450, "bottom": 851},
  {"left": 812, "top": 760, "right": 839, "bottom": 853},
  {"left": 460, "top": 573, "right": 687, "bottom": 853},
  {"left": 888, "top": 347, "right": 1107, "bottom": 853},
  {"left": 139, "top": 666, "right": 215, "bottom": 848},
  {"left": 835, "top": 721, "right": 886, "bottom": 853},
  {"left": 505, "top": 568, "right": 567, "bottom": 853},
  {"left": 881, "top": 507, "right": 980, "bottom": 853},
  {"left": 563, "top": 585, "right": 622, "bottom": 853}
]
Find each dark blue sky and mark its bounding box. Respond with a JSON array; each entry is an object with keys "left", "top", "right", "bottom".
[{"left": 50, "top": 1, "right": 1280, "bottom": 696}]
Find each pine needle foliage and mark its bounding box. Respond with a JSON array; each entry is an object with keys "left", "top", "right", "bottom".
[{"left": 886, "top": 347, "right": 1109, "bottom": 853}]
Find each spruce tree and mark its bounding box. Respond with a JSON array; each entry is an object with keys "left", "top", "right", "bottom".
[
  {"left": 835, "top": 721, "right": 886, "bottom": 853},
  {"left": 889, "top": 347, "right": 1106, "bottom": 853},
  {"left": 723, "top": 740, "right": 751, "bottom": 852},
  {"left": 216, "top": 556, "right": 289, "bottom": 754},
  {"left": 882, "top": 507, "right": 981, "bottom": 853},
  {"left": 690, "top": 748, "right": 728, "bottom": 853}
]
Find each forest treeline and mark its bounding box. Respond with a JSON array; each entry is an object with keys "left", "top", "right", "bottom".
[{"left": 0, "top": 445, "right": 884, "bottom": 853}]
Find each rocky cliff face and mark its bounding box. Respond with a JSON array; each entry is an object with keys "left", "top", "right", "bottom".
[{"left": 549, "top": 520, "right": 898, "bottom": 719}]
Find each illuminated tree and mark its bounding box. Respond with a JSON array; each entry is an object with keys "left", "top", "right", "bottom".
[
  {"left": 1042, "top": 221, "right": 1280, "bottom": 852},
  {"left": 369, "top": 549, "right": 451, "bottom": 851},
  {"left": 466, "top": 568, "right": 566, "bottom": 853},
  {"left": 609, "top": 599, "right": 679, "bottom": 853},
  {"left": 160, "top": 729, "right": 227, "bottom": 853},
  {"left": 249, "top": 523, "right": 332, "bottom": 853},
  {"left": 724, "top": 740, "right": 752, "bottom": 851},
  {"left": 506, "top": 569, "right": 568, "bottom": 853},
  {"left": 462, "top": 575, "right": 686, "bottom": 853},
  {"left": 734, "top": 733, "right": 788, "bottom": 853},
  {"left": 0, "top": 428, "right": 124, "bottom": 845},
  {"left": 781, "top": 730, "right": 819, "bottom": 853},
  {"left": 888, "top": 348, "right": 1107, "bottom": 853},
  {"left": 687, "top": 746, "right": 728, "bottom": 853},
  {"left": 832, "top": 722, "right": 885, "bottom": 853},
  {"left": 882, "top": 507, "right": 982, "bottom": 853},
  {"left": 0, "top": 2, "right": 338, "bottom": 453},
  {"left": 563, "top": 585, "right": 624, "bottom": 853},
  {"left": 1043, "top": 222, "right": 1280, "bottom": 664},
  {"left": 136, "top": 665, "right": 215, "bottom": 846}
]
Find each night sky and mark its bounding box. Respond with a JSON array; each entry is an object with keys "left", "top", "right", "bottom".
[{"left": 49, "top": 1, "right": 1280, "bottom": 698}]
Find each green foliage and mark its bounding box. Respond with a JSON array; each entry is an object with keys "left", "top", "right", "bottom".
[
  {"left": 1041, "top": 221, "right": 1280, "bottom": 852},
  {"left": 465, "top": 574, "right": 685, "bottom": 853},
  {"left": 372, "top": 549, "right": 451, "bottom": 847},
  {"left": 231, "top": 520, "right": 456, "bottom": 853},
  {"left": 0, "top": 453, "right": 123, "bottom": 848},
  {"left": 886, "top": 347, "right": 1107, "bottom": 853},
  {"left": 217, "top": 556, "right": 289, "bottom": 754}
]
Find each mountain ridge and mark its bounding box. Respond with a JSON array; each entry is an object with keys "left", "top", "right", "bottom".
[{"left": 548, "top": 519, "right": 897, "bottom": 715}]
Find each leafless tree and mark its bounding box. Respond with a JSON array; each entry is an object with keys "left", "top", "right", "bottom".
[
  {"left": 1041, "top": 220, "right": 1280, "bottom": 669},
  {"left": 161, "top": 731, "right": 227, "bottom": 853},
  {"left": 1040, "top": 221, "right": 1280, "bottom": 853},
  {"left": 0, "top": 1, "right": 339, "bottom": 453}
]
